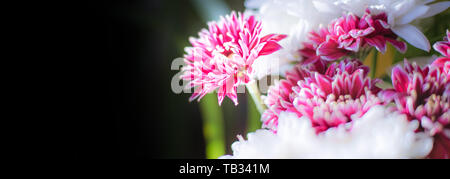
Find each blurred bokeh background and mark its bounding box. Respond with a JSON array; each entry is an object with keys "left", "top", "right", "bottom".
[{"left": 79, "top": 0, "right": 448, "bottom": 159}]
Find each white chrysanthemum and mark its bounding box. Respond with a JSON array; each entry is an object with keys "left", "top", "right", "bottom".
[
  {"left": 321, "top": 0, "right": 450, "bottom": 51},
  {"left": 246, "top": 0, "right": 343, "bottom": 79},
  {"left": 221, "top": 106, "right": 433, "bottom": 159}
]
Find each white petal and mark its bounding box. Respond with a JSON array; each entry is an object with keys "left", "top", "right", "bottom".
[
  {"left": 392, "top": 0, "right": 416, "bottom": 18},
  {"left": 420, "top": 1, "right": 450, "bottom": 19},
  {"left": 244, "top": 0, "right": 268, "bottom": 9},
  {"left": 312, "top": 0, "right": 337, "bottom": 13},
  {"left": 392, "top": 24, "right": 430, "bottom": 52},
  {"left": 397, "top": 5, "right": 429, "bottom": 25},
  {"left": 222, "top": 106, "right": 433, "bottom": 159}
]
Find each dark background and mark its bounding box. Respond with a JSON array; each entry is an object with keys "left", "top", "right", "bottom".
[{"left": 76, "top": 0, "right": 247, "bottom": 159}]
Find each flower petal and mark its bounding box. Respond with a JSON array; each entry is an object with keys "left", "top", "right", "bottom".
[
  {"left": 420, "top": 1, "right": 450, "bottom": 19},
  {"left": 259, "top": 41, "right": 283, "bottom": 56},
  {"left": 379, "top": 89, "right": 397, "bottom": 103},
  {"left": 396, "top": 5, "right": 429, "bottom": 25},
  {"left": 244, "top": 0, "right": 268, "bottom": 9},
  {"left": 392, "top": 24, "right": 430, "bottom": 52},
  {"left": 427, "top": 134, "right": 450, "bottom": 159},
  {"left": 312, "top": 0, "right": 338, "bottom": 13},
  {"left": 386, "top": 38, "right": 407, "bottom": 53},
  {"left": 433, "top": 41, "right": 449, "bottom": 56},
  {"left": 261, "top": 34, "right": 287, "bottom": 42},
  {"left": 392, "top": 65, "right": 410, "bottom": 93},
  {"left": 365, "top": 35, "right": 387, "bottom": 53},
  {"left": 317, "top": 40, "right": 348, "bottom": 61}
]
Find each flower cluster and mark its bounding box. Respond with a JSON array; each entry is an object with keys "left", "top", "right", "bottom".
[
  {"left": 249, "top": 0, "right": 450, "bottom": 78},
  {"left": 174, "top": 0, "right": 450, "bottom": 159},
  {"left": 380, "top": 58, "right": 449, "bottom": 158}
]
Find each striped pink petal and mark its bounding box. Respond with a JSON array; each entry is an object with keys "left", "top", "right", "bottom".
[{"left": 181, "top": 12, "right": 286, "bottom": 105}]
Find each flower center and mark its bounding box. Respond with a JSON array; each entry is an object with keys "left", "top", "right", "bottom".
[
  {"left": 223, "top": 50, "right": 234, "bottom": 58},
  {"left": 237, "top": 70, "right": 245, "bottom": 78}
]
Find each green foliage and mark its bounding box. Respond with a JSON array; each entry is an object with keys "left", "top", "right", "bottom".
[
  {"left": 394, "top": 10, "right": 450, "bottom": 63},
  {"left": 247, "top": 93, "right": 262, "bottom": 133}
]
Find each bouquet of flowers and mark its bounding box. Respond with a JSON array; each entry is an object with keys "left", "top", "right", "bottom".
[{"left": 173, "top": 0, "right": 450, "bottom": 159}]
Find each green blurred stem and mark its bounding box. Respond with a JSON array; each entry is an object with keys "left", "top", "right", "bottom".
[
  {"left": 199, "top": 93, "right": 225, "bottom": 159},
  {"left": 247, "top": 92, "right": 262, "bottom": 133},
  {"left": 245, "top": 81, "right": 266, "bottom": 114},
  {"left": 371, "top": 49, "right": 378, "bottom": 78},
  {"left": 191, "top": 0, "right": 230, "bottom": 160}
]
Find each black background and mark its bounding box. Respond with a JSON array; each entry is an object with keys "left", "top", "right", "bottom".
[{"left": 73, "top": 0, "right": 246, "bottom": 159}]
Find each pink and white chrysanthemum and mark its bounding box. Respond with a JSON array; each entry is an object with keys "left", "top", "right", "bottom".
[
  {"left": 299, "top": 28, "right": 332, "bottom": 68},
  {"left": 380, "top": 59, "right": 450, "bottom": 158},
  {"left": 262, "top": 65, "right": 314, "bottom": 130},
  {"left": 293, "top": 61, "right": 382, "bottom": 133},
  {"left": 262, "top": 59, "right": 382, "bottom": 133},
  {"left": 261, "top": 57, "right": 339, "bottom": 130},
  {"left": 300, "top": 9, "right": 406, "bottom": 64},
  {"left": 432, "top": 30, "right": 450, "bottom": 78},
  {"left": 181, "top": 12, "right": 286, "bottom": 105}
]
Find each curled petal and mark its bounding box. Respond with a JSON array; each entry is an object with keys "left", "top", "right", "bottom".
[
  {"left": 365, "top": 35, "right": 387, "bottom": 53},
  {"left": 317, "top": 40, "right": 349, "bottom": 61},
  {"left": 259, "top": 40, "right": 283, "bottom": 56},
  {"left": 392, "top": 24, "right": 430, "bottom": 52},
  {"left": 387, "top": 38, "right": 407, "bottom": 53}
]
